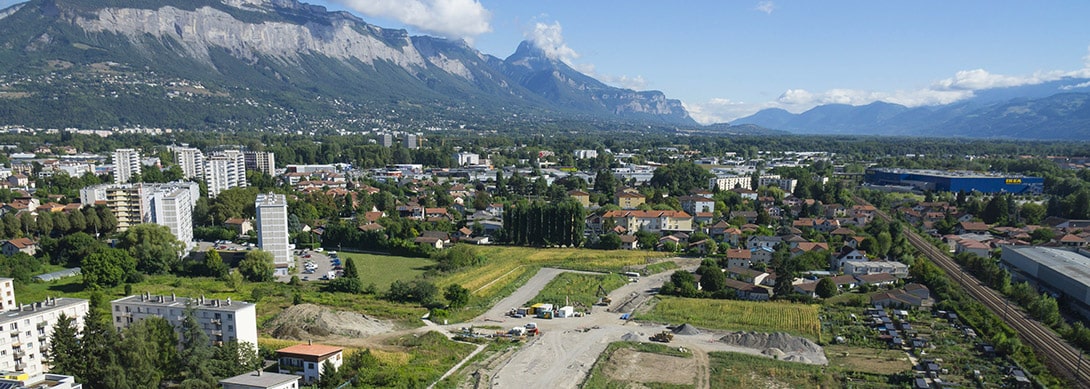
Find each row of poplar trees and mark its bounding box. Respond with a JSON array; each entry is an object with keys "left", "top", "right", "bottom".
[{"left": 502, "top": 199, "right": 586, "bottom": 247}]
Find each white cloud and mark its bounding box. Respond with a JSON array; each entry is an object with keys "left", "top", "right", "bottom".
[
  {"left": 601, "top": 75, "right": 648, "bottom": 90},
  {"left": 755, "top": 1, "right": 776, "bottom": 15},
  {"left": 687, "top": 44, "right": 1090, "bottom": 125},
  {"left": 330, "top": 0, "right": 491, "bottom": 41},
  {"left": 526, "top": 21, "right": 579, "bottom": 63}
]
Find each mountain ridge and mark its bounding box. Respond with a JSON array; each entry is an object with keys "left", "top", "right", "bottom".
[{"left": 0, "top": 0, "right": 700, "bottom": 130}]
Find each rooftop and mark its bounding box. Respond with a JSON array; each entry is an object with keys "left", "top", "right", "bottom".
[
  {"left": 1005, "top": 246, "right": 1090, "bottom": 284},
  {"left": 112, "top": 293, "right": 253, "bottom": 312},
  {"left": 870, "top": 168, "right": 1039, "bottom": 179},
  {"left": 276, "top": 343, "right": 343, "bottom": 358},
  {"left": 0, "top": 298, "right": 86, "bottom": 323},
  {"left": 219, "top": 371, "right": 299, "bottom": 387}
]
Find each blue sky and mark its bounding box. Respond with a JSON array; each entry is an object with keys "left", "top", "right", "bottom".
[{"left": 4, "top": 0, "right": 1090, "bottom": 123}]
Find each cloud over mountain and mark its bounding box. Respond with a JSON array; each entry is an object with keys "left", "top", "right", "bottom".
[{"left": 330, "top": 0, "right": 491, "bottom": 41}]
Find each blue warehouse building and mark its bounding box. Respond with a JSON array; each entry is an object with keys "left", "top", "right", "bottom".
[{"left": 865, "top": 168, "right": 1044, "bottom": 194}]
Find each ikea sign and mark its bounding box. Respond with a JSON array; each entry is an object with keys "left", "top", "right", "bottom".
[{"left": 1006, "top": 178, "right": 1022, "bottom": 185}]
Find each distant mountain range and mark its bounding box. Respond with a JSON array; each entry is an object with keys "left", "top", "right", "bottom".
[
  {"left": 0, "top": 0, "right": 706, "bottom": 130},
  {"left": 731, "top": 78, "right": 1090, "bottom": 139}
]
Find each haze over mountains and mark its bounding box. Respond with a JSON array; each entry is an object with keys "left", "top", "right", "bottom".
[{"left": 0, "top": 0, "right": 1087, "bottom": 139}]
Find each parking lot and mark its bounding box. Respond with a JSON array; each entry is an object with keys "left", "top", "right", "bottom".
[{"left": 278, "top": 248, "right": 340, "bottom": 283}]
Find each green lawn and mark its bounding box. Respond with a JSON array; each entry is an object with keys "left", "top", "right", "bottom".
[
  {"left": 639, "top": 297, "right": 822, "bottom": 340},
  {"left": 341, "top": 252, "right": 436, "bottom": 292}
]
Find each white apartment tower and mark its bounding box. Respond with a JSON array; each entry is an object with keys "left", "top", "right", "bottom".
[
  {"left": 206, "top": 150, "right": 247, "bottom": 198},
  {"left": 112, "top": 148, "right": 141, "bottom": 184},
  {"left": 256, "top": 193, "right": 292, "bottom": 269},
  {"left": 111, "top": 293, "right": 257, "bottom": 347},
  {"left": 0, "top": 278, "right": 14, "bottom": 311},
  {"left": 175, "top": 147, "right": 206, "bottom": 180},
  {"left": 403, "top": 134, "right": 419, "bottom": 149},
  {"left": 0, "top": 296, "right": 89, "bottom": 376},
  {"left": 244, "top": 151, "right": 276, "bottom": 176},
  {"left": 149, "top": 183, "right": 199, "bottom": 251},
  {"left": 80, "top": 183, "right": 148, "bottom": 231}
]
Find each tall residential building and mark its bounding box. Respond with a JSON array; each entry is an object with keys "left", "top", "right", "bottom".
[
  {"left": 403, "top": 134, "right": 419, "bottom": 149},
  {"left": 149, "top": 183, "right": 199, "bottom": 251},
  {"left": 0, "top": 297, "right": 90, "bottom": 376},
  {"left": 80, "top": 182, "right": 198, "bottom": 234},
  {"left": 380, "top": 133, "right": 393, "bottom": 147},
  {"left": 244, "top": 151, "right": 276, "bottom": 177},
  {"left": 206, "top": 150, "right": 247, "bottom": 198},
  {"left": 256, "top": 193, "right": 292, "bottom": 270},
  {"left": 111, "top": 293, "right": 257, "bottom": 347},
  {"left": 112, "top": 148, "right": 141, "bottom": 184},
  {"left": 175, "top": 147, "right": 205, "bottom": 180},
  {"left": 80, "top": 183, "right": 148, "bottom": 231}
]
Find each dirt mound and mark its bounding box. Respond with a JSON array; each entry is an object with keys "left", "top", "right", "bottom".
[
  {"left": 621, "top": 332, "right": 642, "bottom": 342},
  {"left": 762, "top": 347, "right": 786, "bottom": 358},
  {"left": 718, "top": 331, "right": 821, "bottom": 353},
  {"left": 783, "top": 355, "right": 812, "bottom": 363},
  {"left": 266, "top": 303, "right": 395, "bottom": 340},
  {"left": 672, "top": 323, "right": 701, "bottom": 335}
]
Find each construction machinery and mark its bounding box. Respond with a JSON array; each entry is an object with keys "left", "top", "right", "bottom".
[
  {"left": 595, "top": 284, "right": 611, "bottom": 306},
  {"left": 650, "top": 331, "right": 674, "bottom": 343}
]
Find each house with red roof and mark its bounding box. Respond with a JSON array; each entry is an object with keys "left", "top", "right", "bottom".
[{"left": 276, "top": 343, "right": 344, "bottom": 384}]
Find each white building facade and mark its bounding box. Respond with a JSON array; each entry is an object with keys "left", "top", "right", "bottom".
[
  {"left": 256, "top": 193, "right": 292, "bottom": 270},
  {"left": 0, "top": 297, "right": 89, "bottom": 377},
  {"left": 174, "top": 147, "right": 205, "bottom": 180},
  {"left": 112, "top": 148, "right": 141, "bottom": 184},
  {"left": 206, "top": 150, "right": 248, "bottom": 198},
  {"left": 111, "top": 293, "right": 258, "bottom": 347}
]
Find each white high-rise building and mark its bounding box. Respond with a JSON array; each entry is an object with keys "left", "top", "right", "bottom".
[
  {"left": 175, "top": 147, "right": 205, "bottom": 180},
  {"left": 256, "top": 193, "right": 292, "bottom": 270},
  {"left": 244, "top": 151, "right": 276, "bottom": 176},
  {"left": 149, "top": 183, "right": 199, "bottom": 251},
  {"left": 112, "top": 293, "right": 257, "bottom": 347},
  {"left": 206, "top": 150, "right": 247, "bottom": 198},
  {"left": 403, "top": 134, "right": 419, "bottom": 149},
  {"left": 455, "top": 152, "right": 480, "bottom": 166},
  {"left": 112, "top": 148, "right": 141, "bottom": 184}
]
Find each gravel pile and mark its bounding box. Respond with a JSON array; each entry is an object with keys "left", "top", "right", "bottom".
[
  {"left": 671, "top": 323, "right": 701, "bottom": 335},
  {"left": 718, "top": 331, "right": 822, "bottom": 353},
  {"left": 266, "top": 303, "right": 394, "bottom": 340}
]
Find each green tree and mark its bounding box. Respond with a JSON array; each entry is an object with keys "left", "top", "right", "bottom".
[
  {"left": 47, "top": 313, "right": 81, "bottom": 378},
  {"left": 444, "top": 284, "right": 471, "bottom": 309},
  {"left": 697, "top": 264, "right": 727, "bottom": 293},
  {"left": 1019, "top": 202, "right": 1047, "bottom": 225},
  {"left": 649, "top": 161, "right": 715, "bottom": 196},
  {"left": 203, "top": 249, "right": 229, "bottom": 279},
  {"left": 179, "top": 309, "right": 215, "bottom": 384},
  {"left": 816, "top": 278, "right": 838, "bottom": 298},
  {"left": 82, "top": 248, "right": 137, "bottom": 289},
  {"left": 318, "top": 359, "right": 342, "bottom": 389},
  {"left": 238, "top": 250, "right": 275, "bottom": 282},
  {"left": 116, "top": 224, "right": 186, "bottom": 274},
  {"left": 54, "top": 232, "right": 103, "bottom": 267},
  {"left": 342, "top": 256, "right": 359, "bottom": 279}
]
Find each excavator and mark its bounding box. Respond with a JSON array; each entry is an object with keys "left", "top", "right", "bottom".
[{"left": 595, "top": 284, "right": 611, "bottom": 306}]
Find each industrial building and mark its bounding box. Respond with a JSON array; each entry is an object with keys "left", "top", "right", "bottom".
[
  {"left": 111, "top": 293, "right": 258, "bottom": 347},
  {"left": 1001, "top": 246, "right": 1090, "bottom": 317},
  {"left": 865, "top": 168, "right": 1043, "bottom": 194}
]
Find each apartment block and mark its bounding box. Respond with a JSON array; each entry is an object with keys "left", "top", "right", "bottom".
[
  {"left": 112, "top": 149, "right": 141, "bottom": 184},
  {"left": 244, "top": 151, "right": 276, "bottom": 177},
  {"left": 0, "top": 298, "right": 90, "bottom": 377},
  {"left": 403, "top": 134, "right": 419, "bottom": 149},
  {"left": 79, "top": 183, "right": 148, "bottom": 231},
  {"left": 111, "top": 293, "right": 257, "bottom": 347},
  {"left": 0, "top": 373, "right": 83, "bottom": 389},
  {"left": 80, "top": 182, "right": 198, "bottom": 236},
  {"left": 174, "top": 147, "right": 205, "bottom": 180},
  {"left": 149, "top": 183, "right": 199, "bottom": 251},
  {"left": 206, "top": 150, "right": 248, "bottom": 198},
  {"left": 256, "top": 193, "right": 292, "bottom": 270},
  {"left": 0, "top": 278, "right": 14, "bottom": 311}
]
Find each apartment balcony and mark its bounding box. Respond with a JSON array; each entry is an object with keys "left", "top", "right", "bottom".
[
  {"left": 35, "top": 322, "right": 46, "bottom": 329},
  {"left": 13, "top": 349, "right": 25, "bottom": 358},
  {"left": 15, "top": 362, "right": 25, "bottom": 371},
  {"left": 210, "top": 319, "right": 221, "bottom": 325}
]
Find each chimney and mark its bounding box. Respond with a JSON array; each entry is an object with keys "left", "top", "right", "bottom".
[
  {"left": 171, "top": 293, "right": 176, "bottom": 302},
  {"left": 226, "top": 297, "right": 231, "bottom": 306},
  {"left": 308, "top": 339, "right": 312, "bottom": 346}
]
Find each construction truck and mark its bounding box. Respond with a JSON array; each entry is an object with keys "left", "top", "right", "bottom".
[{"left": 650, "top": 331, "right": 674, "bottom": 343}]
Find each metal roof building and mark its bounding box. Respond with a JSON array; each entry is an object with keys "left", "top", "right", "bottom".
[{"left": 1001, "top": 246, "right": 1090, "bottom": 309}]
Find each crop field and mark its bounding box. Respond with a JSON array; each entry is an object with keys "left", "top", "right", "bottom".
[
  {"left": 583, "top": 342, "right": 694, "bottom": 389},
  {"left": 528, "top": 272, "right": 629, "bottom": 308},
  {"left": 639, "top": 297, "right": 822, "bottom": 340},
  {"left": 709, "top": 351, "right": 896, "bottom": 388}
]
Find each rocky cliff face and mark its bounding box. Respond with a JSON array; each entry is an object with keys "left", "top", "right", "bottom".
[{"left": 0, "top": 0, "right": 695, "bottom": 127}]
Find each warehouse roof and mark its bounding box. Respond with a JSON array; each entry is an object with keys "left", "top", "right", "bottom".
[{"left": 1005, "top": 246, "right": 1090, "bottom": 282}]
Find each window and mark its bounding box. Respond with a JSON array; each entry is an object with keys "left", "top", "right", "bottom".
[
  {"left": 308, "top": 362, "right": 315, "bottom": 370},
  {"left": 114, "top": 306, "right": 119, "bottom": 311}
]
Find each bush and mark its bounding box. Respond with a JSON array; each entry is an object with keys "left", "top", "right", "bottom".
[{"left": 326, "top": 277, "right": 364, "bottom": 294}]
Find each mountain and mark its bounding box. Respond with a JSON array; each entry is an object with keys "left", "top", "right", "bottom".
[
  {"left": 0, "top": 0, "right": 695, "bottom": 129},
  {"left": 732, "top": 78, "right": 1090, "bottom": 139}
]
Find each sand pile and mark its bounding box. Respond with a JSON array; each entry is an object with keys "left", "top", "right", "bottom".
[{"left": 266, "top": 303, "right": 394, "bottom": 340}]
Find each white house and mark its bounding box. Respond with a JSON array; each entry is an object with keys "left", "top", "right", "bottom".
[{"left": 277, "top": 343, "right": 344, "bottom": 384}]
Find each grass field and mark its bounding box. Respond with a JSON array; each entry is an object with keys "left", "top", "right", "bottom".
[
  {"left": 528, "top": 272, "right": 629, "bottom": 309},
  {"left": 340, "top": 252, "right": 436, "bottom": 291},
  {"left": 639, "top": 296, "right": 822, "bottom": 340},
  {"left": 824, "top": 344, "right": 913, "bottom": 375},
  {"left": 437, "top": 246, "right": 670, "bottom": 322}
]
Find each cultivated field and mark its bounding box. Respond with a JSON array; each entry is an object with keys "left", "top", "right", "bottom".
[
  {"left": 640, "top": 297, "right": 822, "bottom": 340},
  {"left": 528, "top": 272, "right": 628, "bottom": 309},
  {"left": 583, "top": 342, "right": 695, "bottom": 389}
]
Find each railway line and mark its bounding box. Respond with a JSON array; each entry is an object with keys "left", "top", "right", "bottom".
[{"left": 864, "top": 200, "right": 1090, "bottom": 387}]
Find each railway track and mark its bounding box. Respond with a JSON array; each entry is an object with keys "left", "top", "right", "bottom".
[{"left": 862, "top": 198, "right": 1090, "bottom": 387}]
